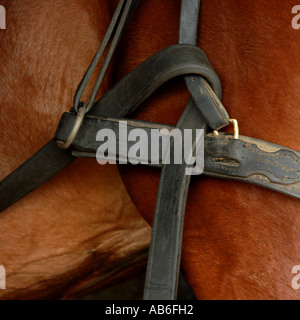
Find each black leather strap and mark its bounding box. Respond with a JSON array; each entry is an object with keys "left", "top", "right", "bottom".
[
  {"left": 144, "top": 0, "right": 210, "bottom": 300},
  {"left": 73, "top": 0, "right": 141, "bottom": 113},
  {"left": 204, "top": 133, "right": 300, "bottom": 199},
  {"left": 56, "top": 114, "right": 300, "bottom": 199},
  {"left": 179, "top": 0, "right": 229, "bottom": 131},
  {"left": 0, "top": 47, "right": 223, "bottom": 213},
  {"left": 89, "top": 44, "right": 222, "bottom": 118},
  {"left": 185, "top": 76, "right": 229, "bottom": 130},
  {"left": 3, "top": 0, "right": 300, "bottom": 303},
  {"left": 0, "top": 140, "right": 75, "bottom": 212},
  {"left": 0, "top": 0, "right": 140, "bottom": 213},
  {"left": 143, "top": 101, "right": 205, "bottom": 300}
]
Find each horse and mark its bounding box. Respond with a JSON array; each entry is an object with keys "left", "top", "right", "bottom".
[{"left": 1, "top": 0, "right": 300, "bottom": 300}]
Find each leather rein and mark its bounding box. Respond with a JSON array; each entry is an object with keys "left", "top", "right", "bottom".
[{"left": 1, "top": 0, "right": 300, "bottom": 300}]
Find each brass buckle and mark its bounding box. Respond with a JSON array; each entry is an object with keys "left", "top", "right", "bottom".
[{"left": 213, "top": 119, "right": 239, "bottom": 140}]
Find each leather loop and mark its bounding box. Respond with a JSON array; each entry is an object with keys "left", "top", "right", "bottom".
[{"left": 89, "top": 44, "right": 222, "bottom": 118}]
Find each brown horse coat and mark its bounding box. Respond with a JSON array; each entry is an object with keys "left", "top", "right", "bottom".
[
  {"left": 1, "top": 0, "right": 300, "bottom": 300},
  {"left": 0, "top": 0, "right": 150, "bottom": 300}
]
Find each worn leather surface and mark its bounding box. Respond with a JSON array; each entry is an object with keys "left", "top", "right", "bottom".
[{"left": 56, "top": 114, "right": 300, "bottom": 199}]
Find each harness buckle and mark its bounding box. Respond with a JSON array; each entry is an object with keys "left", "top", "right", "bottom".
[{"left": 213, "top": 119, "right": 239, "bottom": 140}]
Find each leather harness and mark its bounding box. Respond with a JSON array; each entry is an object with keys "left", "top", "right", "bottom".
[{"left": 1, "top": 0, "right": 300, "bottom": 299}]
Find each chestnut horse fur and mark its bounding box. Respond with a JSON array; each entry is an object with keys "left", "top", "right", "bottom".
[
  {"left": 1, "top": 0, "right": 300, "bottom": 300},
  {"left": 0, "top": 0, "right": 151, "bottom": 300}
]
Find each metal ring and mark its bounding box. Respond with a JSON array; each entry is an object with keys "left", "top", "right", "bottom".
[{"left": 57, "top": 106, "right": 86, "bottom": 150}]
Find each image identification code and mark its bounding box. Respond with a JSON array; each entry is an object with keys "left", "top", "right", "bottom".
[{"left": 105, "top": 304, "right": 194, "bottom": 317}]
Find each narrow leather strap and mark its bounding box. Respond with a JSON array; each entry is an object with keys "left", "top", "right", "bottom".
[
  {"left": 185, "top": 76, "right": 229, "bottom": 130},
  {"left": 144, "top": 0, "right": 209, "bottom": 300},
  {"left": 143, "top": 100, "right": 206, "bottom": 300},
  {"left": 73, "top": 0, "right": 141, "bottom": 113},
  {"left": 179, "top": 0, "right": 229, "bottom": 130}
]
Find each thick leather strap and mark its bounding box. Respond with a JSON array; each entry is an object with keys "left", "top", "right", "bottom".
[
  {"left": 56, "top": 113, "right": 300, "bottom": 199},
  {"left": 204, "top": 133, "right": 300, "bottom": 199},
  {"left": 0, "top": 140, "right": 75, "bottom": 212},
  {"left": 89, "top": 44, "right": 222, "bottom": 118}
]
